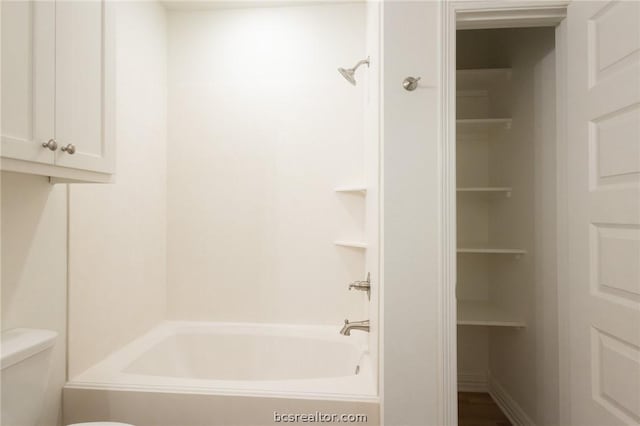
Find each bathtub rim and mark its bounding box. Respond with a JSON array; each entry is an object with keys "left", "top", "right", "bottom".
[{"left": 63, "top": 381, "right": 380, "bottom": 403}]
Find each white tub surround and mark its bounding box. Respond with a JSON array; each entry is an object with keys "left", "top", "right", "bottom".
[{"left": 65, "top": 322, "right": 378, "bottom": 425}]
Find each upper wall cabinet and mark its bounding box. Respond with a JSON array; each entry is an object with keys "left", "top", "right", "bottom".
[{"left": 1, "top": 0, "right": 114, "bottom": 183}]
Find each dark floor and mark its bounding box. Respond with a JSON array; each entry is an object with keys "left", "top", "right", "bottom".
[{"left": 458, "top": 392, "right": 512, "bottom": 426}]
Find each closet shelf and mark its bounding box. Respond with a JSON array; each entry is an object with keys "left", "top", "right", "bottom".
[
  {"left": 457, "top": 300, "right": 525, "bottom": 328},
  {"left": 334, "top": 186, "right": 367, "bottom": 194},
  {"left": 457, "top": 67, "right": 512, "bottom": 76},
  {"left": 457, "top": 245, "right": 526, "bottom": 255},
  {"left": 456, "top": 68, "right": 512, "bottom": 91},
  {"left": 457, "top": 118, "right": 512, "bottom": 129},
  {"left": 334, "top": 240, "right": 367, "bottom": 249},
  {"left": 457, "top": 187, "right": 512, "bottom": 197}
]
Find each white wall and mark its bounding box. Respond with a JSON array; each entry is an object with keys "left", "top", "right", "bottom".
[
  {"left": 68, "top": 0, "right": 168, "bottom": 378},
  {"left": 166, "top": 3, "right": 368, "bottom": 325},
  {"left": 1, "top": 172, "right": 67, "bottom": 426},
  {"left": 381, "top": 1, "right": 442, "bottom": 424}
]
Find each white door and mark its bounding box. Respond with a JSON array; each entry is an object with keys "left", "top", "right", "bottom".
[
  {"left": 1, "top": 1, "right": 55, "bottom": 164},
  {"left": 566, "top": 0, "right": 640, "bottom": 424},
  {"left": 55, "top": 0, "right": 114, "bottom": 173}
]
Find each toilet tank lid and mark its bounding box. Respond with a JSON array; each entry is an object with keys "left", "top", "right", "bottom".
[{"left": 1, "top": 328, "right": 57, "bottom": 370}]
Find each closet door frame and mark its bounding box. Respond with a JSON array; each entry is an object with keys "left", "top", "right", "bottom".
[{"left": 438, "top": 2, "right": 570, "bottom": 425}]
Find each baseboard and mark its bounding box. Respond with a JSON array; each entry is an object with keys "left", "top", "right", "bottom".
[
  {"left": 457, "top": 372, "right": 488, "bottom": 393},
  {"left": 488, "top": 373, "right": 536, "bottom": 426}
]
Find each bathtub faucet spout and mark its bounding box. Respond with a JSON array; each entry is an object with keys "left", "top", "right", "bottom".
[{"left": 340, "top": 319, "right": 370, "bottom": 336}]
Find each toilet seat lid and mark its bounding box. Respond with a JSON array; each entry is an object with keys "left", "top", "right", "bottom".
[{"left": 68, "top": 423, "right": 134, "bottom": 426}]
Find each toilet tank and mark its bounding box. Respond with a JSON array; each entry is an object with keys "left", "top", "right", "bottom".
[{"left": 1, "top": 328, "right": 58, "bottom": 426}]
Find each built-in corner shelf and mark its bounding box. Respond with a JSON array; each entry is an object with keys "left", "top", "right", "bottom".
[
  {"left": 334, "top": 186, "right": 367, "bottom": 194},
  {"left": 457, "top": 187, "right": 512, "bottom": 197},
  {"left": 457, "top": 118, "right": 512, "bottom": 130},
  {"left": 457, "top": 300, "right": 525, "bottom": 328},
  {"left": 334, "top": 187, "right": 367, "bottom": 251},
  {"left": 334, "top": 240, "right": 367, "bottom": 249},
  {"left": 457, "top": 245, "right": 526, "bottom": 256}
]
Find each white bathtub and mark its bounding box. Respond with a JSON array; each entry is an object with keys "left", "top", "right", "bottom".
[{"left": 64, "top": 321, "right": 379, "bottom": 426}]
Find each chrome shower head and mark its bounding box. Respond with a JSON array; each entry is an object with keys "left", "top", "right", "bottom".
[{"left": 338, "top": 57, "right": 369, "bottom": 86}]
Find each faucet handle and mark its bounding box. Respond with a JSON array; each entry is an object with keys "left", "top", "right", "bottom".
[
  {"left": 348, "top": 273, "right": 371, "bottom": 300},
  {"left": 348, "top": 272, "right": 370, "bottom": 289}
]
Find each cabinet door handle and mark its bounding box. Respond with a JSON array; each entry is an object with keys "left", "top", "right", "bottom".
[
  {"left": 42, "top": 139, "right": 58, "bottom": 151},
  {"left": 60, "top": 144, "right": 76, "bottom": 155}
]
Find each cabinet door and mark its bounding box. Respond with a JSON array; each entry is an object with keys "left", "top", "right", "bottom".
[
  {"left": 1, "top": 1, "right": 55, "bottom": 164},
  {"left": 55, "top": 0, "right": 114, "bottom": 173}
]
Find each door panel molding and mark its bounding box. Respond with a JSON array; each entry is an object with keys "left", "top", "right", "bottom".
[{"left": 567, "top": 1, "right": 640, "bottom": 424}]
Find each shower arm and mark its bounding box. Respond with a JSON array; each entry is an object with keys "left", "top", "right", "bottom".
[{"left": 352, "top": 57, "right": 370, "bottom": 71}]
